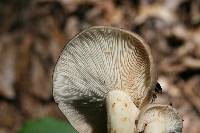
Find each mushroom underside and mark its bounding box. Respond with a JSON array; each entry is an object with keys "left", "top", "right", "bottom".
[{"left": 53, "top": 26, "right": 157, "bottom": 133}]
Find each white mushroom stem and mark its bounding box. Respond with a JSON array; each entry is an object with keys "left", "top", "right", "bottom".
[{"left": 106, "top": 90, "right": 140, "bottom": 133}]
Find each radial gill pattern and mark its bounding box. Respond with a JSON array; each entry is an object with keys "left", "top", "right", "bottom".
[{"left": 53, "top": 26, "right": 156, "bottom": 133}]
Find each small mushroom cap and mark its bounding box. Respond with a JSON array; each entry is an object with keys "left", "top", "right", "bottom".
[
  {"left": 136, "top": 104, "right": 183, "bottom": 133},
  {"left": 53, "top": 26, "right": 157, "bottom": 133}
]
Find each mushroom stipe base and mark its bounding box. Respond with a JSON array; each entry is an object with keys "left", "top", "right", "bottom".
[{"left": 106, "top": 90, "right": 139, "bottom": 133}]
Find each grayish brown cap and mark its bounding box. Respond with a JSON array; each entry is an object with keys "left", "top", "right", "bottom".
[
  {"left": 136, "top": 104, "right": 183, "bottom": 133},
  {"left": 53, "top": 26, "right": 157, "bottom": 133}
]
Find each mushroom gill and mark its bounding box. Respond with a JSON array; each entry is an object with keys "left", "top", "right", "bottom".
[{"left": 53, "top": 26, "right": 157, "bottom": 133}]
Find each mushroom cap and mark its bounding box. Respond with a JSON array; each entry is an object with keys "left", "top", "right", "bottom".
[
  {"left": 136, "top": 104, "right": 183, "bottom": 133},
  {"left": 53, "top": 26, "right": 157, "bottom": 133}
]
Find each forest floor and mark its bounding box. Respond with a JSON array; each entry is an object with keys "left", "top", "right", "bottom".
[{"left": 0, "top": 0, "right": 200, "bottom": 132}]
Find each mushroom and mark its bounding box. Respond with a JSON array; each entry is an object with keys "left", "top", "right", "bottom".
[
  {"left": 136, "top": 104, "right": 183, "bottom": 133},
  {"left": 53, "top": 26, "right": 158, "bottom": 133}
]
